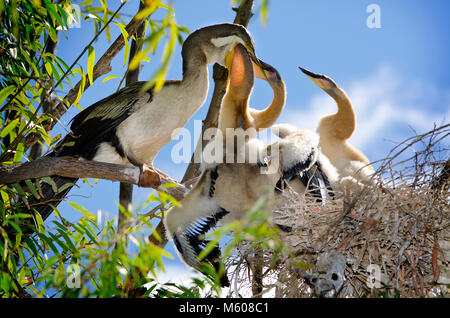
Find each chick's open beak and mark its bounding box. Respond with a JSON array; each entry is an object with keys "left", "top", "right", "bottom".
[
  {"left": 225, "top": 43, "right": 267, "bottom": 81},
  {"left": 253, "top": 59, "right": 280, "bottom": 81},
  {"left": 246, "top": 45, "right": 268, "bottom": 81}
]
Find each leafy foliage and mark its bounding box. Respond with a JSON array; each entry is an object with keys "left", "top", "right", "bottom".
[
  {"left": 0, "top": 0, "right": 274, "bottom": 298},
  {"left": 1, "top": 188, "right": 176, "bottom": 297},
  {"left": 0, "top": 0, "right": 191, "bottom": 298}
]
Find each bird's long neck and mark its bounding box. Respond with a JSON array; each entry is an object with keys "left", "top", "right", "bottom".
[
  {"left": 246, "top": 78, "right": 286, "bottom": 132},
  {"left": 218, "top": 97, "right": 241, "bottom": 136},
  {"left": 218, "top": 97, "right": 251, "bottom": 137},
  {"left": 179, "top": 45, "right": 210, "bottom": 112},
  {"left": 181, "top": 45, "right": 208, "bottom": 83},
  {"left": 318, "top": 87, "right": 355, "bottom": 141}
]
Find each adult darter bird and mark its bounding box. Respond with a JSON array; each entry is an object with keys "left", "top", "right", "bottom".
[{"left": 29, "top": 23, "right": 265, "bottom": 221}]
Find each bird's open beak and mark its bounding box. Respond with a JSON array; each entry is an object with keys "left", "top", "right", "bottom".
[
  {"left": 225, "top": 43, "right": 268, "bottom": 81},
  {"left": 253, "top": 59, "right": 280, "bottom": 81},
  {"left": 246, "top": 45, "right": 269, "bottom": 81},
  {"left": 253, "top": 60, "right": 267, "bottom": 80}
]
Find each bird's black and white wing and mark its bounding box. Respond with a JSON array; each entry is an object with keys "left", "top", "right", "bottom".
[
  {"left": 271, "top": 124, "right": 338, "bottom": 201},
  {"left": 54, "top": 81, "right": 153, "bottom": 162},
  {"left": 164, "top": 165, "right": 230, "bottom": 287}
]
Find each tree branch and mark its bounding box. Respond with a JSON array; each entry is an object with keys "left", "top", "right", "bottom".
[{"left": 0, "top": 157, "right": 187, "bottom": 201}]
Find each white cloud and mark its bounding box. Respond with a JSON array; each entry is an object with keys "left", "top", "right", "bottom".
[
  {"left": 277, "top": 64, "right": 450, "bottom": 162},
  {"left": 151, "top": 264, "right": 201, "bottom": 286}
]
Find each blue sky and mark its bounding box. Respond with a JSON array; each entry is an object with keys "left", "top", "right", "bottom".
[{"left": 49, "top": 0, "right": 450, "bottom": 287}]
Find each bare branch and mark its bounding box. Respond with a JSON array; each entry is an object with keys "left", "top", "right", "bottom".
[{"left": 0, "top": 157, "right": 187, "bottom": 200}]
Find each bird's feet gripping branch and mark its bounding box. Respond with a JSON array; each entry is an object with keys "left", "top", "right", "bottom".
[{"left": 137, "top": 163, "right": 178, "bottom": 188}]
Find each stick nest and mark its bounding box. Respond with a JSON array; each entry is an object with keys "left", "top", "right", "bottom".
[{"left": 224, "top": 124, "right": 450, "bottom": 298}]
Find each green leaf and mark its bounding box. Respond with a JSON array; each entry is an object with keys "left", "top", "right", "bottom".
[
  {"left": 87, "top": 46, "right": 95, "bottom": 86},
  {"left": 12, "top": 183, "right": 26, "bottom": 196},
  {"left": 101, "top": 74, "right": 119, "bottom": 84},
  {"left": 5, "top": 213, "right": 33, "bottom": 221},
  {"left": 41, "top": 176, "right": 58, "bottom": 193},
  {"left": 0, "top": 190, "right": 10, "bottom": 209},
  {"left": 54, "top": 55, "right": 70, "bottom": 72},
  {"left": 159, "top": 3, "right": 174, "bottom": 14},
  {"left": 143, "top": 15, "right": 178, "bottom": 92},
  {"left": 46, "top": 2, "right": 65, "bottom": 29},
  {"left": 114, "top": 23, "right": 130, "bottom": 68},
  {"left": 72, "top": 68, "right": 86, "bottom": 106},
  {"left": 36, "top": 233, "right": 59, "bottom": 255},
  {"left": 56, "top": 228, "right": 77, "bottom": 253},
  {"left": 135, "top": 1, "right": 161, "bottom": 20},
  {"left": 198, "top": 239, "right": 219, "bottom": 262},
  {"left": 48, "top": 232, "right": 68, "bottom": 252},
  {"left": 260, "top": 0, "right": 269, "bottom": 26},
  {"left": 34, "top": 213, "right": 45, "bottom": 234},
  {"left": 57, "top": 181, "right": 75, "bottom": 194},
  {"left": 67, "top": 201, "right": 96, "bottom": 221},
  {"left": 0, "top": 118, "right": 19, "bottom": 138},
  {"left": 24, "top": 179, "right": 39, "bottom": 199},
  {"left": 7, "top": 221, "right": 22, "bottom": 236},
  {"left": 23, "top": 236, "right": 39, "bottom": 257},
  {"left": 44, "top": 60, "right": 53, "bottom": 76},
  {"left": 0, "top": 85, "right": 16, "bottom": 106},
  {"left": 82, "top": 221, "right": 99, "bottom": 242}
]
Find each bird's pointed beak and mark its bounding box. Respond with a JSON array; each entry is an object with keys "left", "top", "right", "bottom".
[
  {"left": 253, "top": 59, "right": 280, "bottom": 81},
  {"left": 225, "top": 43, "right": 268, "bottom": 81},
  {"left": 298, "top": 66, "right": 336, "bottom": 90},
  {"left": 247, "top": 46, "right": 269, "bottom": 81},
  {"left": 225, "top": 46, "right": 235, "bottom": 71}
]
